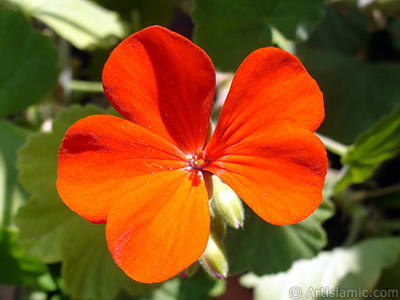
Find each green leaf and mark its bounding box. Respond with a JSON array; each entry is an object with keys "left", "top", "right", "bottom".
[
  {"left": 0, "top": 120, "right": 30, "bottom": 227},
  {"left": 16, "top": 105, "right": 156, "bottom": 300},
  {"left": 300, "top": 7, "right": 367, "bottom": 56},
  {"left": 95, "top": 0, "right": 175, "bottom": 29},
  {"left": 9, "top": 0, "right": 127, "bottom": 50},
  {"left": 334, "top": 105, "right": 400, "bottom": 193},
  {"left": 0, "top": 228, "right": 47, "bottom": 285},
  {"left": 135, "top": 272, "right": 222, "bottom": 300},
  {"left": 241, "top": 237, "right": 400, "bottom": 300},
  {"left": 62, "top": 223, "right": 155, "bottom": 300},
  {"left": 224, "top": 176, "right": 335, "bottom": 275},
  {"left": 374, "top": 259, "right": 400, "bottom": 298},
  {"left": 0, "top": 7, "right": 59, "bottom": 116},
  {"left": 192, "top": 0, "right": 324, "bottom": 71},
  {"left": 0, "top": 119, "right": 44, "bottom": 287},
  {"left": 300, "top": 7, "right": 400, "bottom": 144},
  {"left": 150, "top": 278, "right": 182, "bottom": 300},
  {"left": 170, "top": 272, "right": 221, "bottom": 300},
  {"left": 391, "top": 19, "right": 400, "bottom": 53},
  {"left": 359, "top": 0, "right": 400, "bottom": 11}
]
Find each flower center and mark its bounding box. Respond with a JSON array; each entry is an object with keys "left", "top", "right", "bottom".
[{"left": 187, "top": 149, "right": 207, "bottom": 170}]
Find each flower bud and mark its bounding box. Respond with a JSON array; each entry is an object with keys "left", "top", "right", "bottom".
[
  {"left": 210, "top": 204, "right": 226, "bottom": 240},
  {"left": 180, "top": 261, "right": 200, "bottom": 278},
  {"left": 199, "top": 232, "right": 228, "bottom": 280},
  {"left": 211, "top": 177, "right": 244, "bottom": 229}
]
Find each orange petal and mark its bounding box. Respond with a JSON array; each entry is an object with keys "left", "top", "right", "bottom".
[
  {"left": 102, "top": 26, "right": 215, "bottom": 154},
  {"left": 206, "top": 47, "right": 324, "bottom": 158},
  {"left": 57, "top": 115, "right": 187, "bottom": 224},
  {"left": 106, "top": 169, "right": 210, "bottom": 283},
  {"left": 205, "top": 124, "right": 327, "bottom": 225}
]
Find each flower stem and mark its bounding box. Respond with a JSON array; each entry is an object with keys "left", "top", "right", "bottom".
[
  {"left": 317, "top": 133, "right": 348, "bottom": 157},
  {"left": 69, "top": 80, "right": 104, "bottom": 93},
  {"left": 377, "top": 220, "right": 400, "bottom": 233},
  {"left": 342, "top": 204, "right": 367, "bottom": 247},
  {"left": 354, "top": 183, "right": 400, "bottom": 202}
]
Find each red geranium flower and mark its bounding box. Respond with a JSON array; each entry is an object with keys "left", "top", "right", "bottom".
[{"left": 57, "top": 26, "right": 327, "bottom": 283}]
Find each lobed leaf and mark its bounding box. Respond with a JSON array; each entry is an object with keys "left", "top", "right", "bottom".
[
  {"left": 134, "top": 272, "right": 221, "bottom": 300},
  {"left": 16, "top": 105, "right": 156, "bottom": 300},
  {"left": 334, "top": 105, "right": 400, "bottom": 193},
  {"left": 0, "top": 120, "right": 30, "bottom": 227},
  {"left": 192, "top": 0, "right": 324, "bottom": 71},
  {"left": 0, "top": 228, "right": 47, "bottom": 285},
  {"left": 0, "top": 7, "right": 59, "bottom": 116},
  {"left": 241, "top": 237, "right": 400, "bottom": 300},
  {"left": 9, "top": 0, "right": 127, "bottom": 50},
  {"left": 224, "top": 176, "right": 334, "bottom": 275},
  {"left": 95, "top": 0, "right": 175, "bottom": 28},
  {"left": 300, "top": 7, "right": 400, "bottom": 144}
]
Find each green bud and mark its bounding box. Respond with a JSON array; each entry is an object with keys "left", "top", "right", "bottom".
[
  {"left": 180, "top": 261, "right": 200, "bottom": 278},
  {"left": 210, "top": 204, "right": 226, "bottom": 240},
  {"left": 199, "top": 232, "right": 229, "bottom": 280},
  {"left": 212, "top": 177, "right": 244, "bottom": 229}
]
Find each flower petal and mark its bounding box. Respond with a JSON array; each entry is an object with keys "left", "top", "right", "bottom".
[
  {"left": 57, "top": 114, "right": 187, "bottom": 224},
  {"left": 206, "top": 47, "right": 324, "bottom": 158},
  {"left": 102, "top": 26, "right": 215, "bottom": 154},
  {"left": 205, "top": 124, "right": 327, "bottom": 225},
  {"left": 106, "top": 169, "right": 210, "bottom": 283}
]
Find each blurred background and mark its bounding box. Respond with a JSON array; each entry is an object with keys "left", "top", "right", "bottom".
[{"left": 1, "top": 0, "right": 400, "bottom": 299}]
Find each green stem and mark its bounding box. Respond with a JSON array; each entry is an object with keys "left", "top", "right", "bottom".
[
  {"left": 69, "top": 80, "right": 104, "bottom": 93},
  {"left": 343, "top": 205, "right": 367, "bottom": 247},
  {"left": 325, "top": 0, "right": 358, "bottom": 8},
  {"left": 377, "top": 220, "right": 400, "bottom": 233},
  {"left": 1, "top": 170, "right": 13, "bottom": 228},
  {"left": 354, "top": 183, "right": 400, "bottom": 202},
  {"left": 58, "top": 38, "right": 71, "bottom": 103},
  {"left": 317, "top": 133, "right": 348, "bottom": 156}
]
